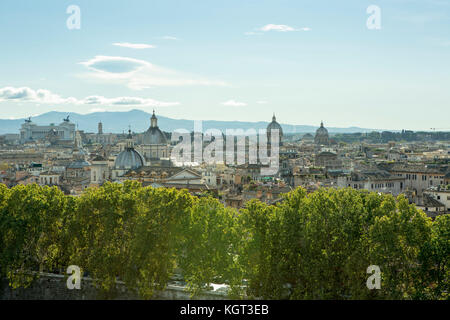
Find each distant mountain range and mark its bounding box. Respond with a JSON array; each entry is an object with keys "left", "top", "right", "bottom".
[{"left": 0, "top": 109, "right": 381, "bottom": 135}]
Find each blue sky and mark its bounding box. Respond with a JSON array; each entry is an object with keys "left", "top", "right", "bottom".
[{"left": 0, "top": 0, "right": 449, "bottom": 130}]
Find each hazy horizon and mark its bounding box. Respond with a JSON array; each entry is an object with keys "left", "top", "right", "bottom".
[{"left": 0, "top": 0, "right": 449, "bottom": 131}]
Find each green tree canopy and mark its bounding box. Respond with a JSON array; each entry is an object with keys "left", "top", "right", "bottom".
[{"left": 0, "top": 183, "right": 448, "bottom": 300}]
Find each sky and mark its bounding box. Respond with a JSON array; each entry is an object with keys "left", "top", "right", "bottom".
[{"left": 0, "top": 0, "right": 449, "bottom": 130}]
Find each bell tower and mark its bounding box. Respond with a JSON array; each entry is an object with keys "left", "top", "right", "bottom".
[
  {"left": 151, "top": 110, "right": 158, "bottom": 128},
  {"left": 126, "top": 128, "right": 134, "bottom": 149}
]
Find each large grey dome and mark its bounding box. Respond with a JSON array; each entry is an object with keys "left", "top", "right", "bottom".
[
  {"left": 143, "top": 127, "right": 167, "bottom": 144},
  {"left": 68, "top": 159, "right": 91, "bottom": 169},
  {"left": 314, "top": 121, "right": 329, "bottom": 145},
  {"left": 114, "top": 149, "right": 144, "bottom": 170},
  {"left": 142, "top": 111, "right": 168, "bottom": 145},
  {"left": 267, "top": 114, "right": 283, "bottom": 143}
]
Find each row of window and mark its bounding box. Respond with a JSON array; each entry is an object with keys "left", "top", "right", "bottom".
[
  {"left": 40, "top": 176, "right": 58, "bottom": 184},
  {"left": 370, "top": 183, "right": 394, "bottom": 189},
  {"left": 403, "top": 173, "right": 443, "bottom": 181}
]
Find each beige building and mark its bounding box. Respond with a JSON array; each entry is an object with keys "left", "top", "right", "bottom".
[
  {"left": 337, "top": 171, "right": 405, "bottom": 196},
  {"left": 424, "top": 188, "right": 450, "bottom": 213},
  {"left": 39, "top": 171, "right": 61, "bottom": 186},
  {"left": 90, "top": 155, "right": 110, "bottom": 185}
]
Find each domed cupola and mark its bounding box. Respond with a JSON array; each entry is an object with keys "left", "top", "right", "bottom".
[
  {"left": 267, "top": 113, "right": 283, "bottom": 144},
  {"left": 142, "top": 110, "right": 168, "bottom": 145},
  {"left": 68, "top": 148, "right": 91, "bottom": 169},
  {"left": 314, "top": 121, "right": 330, "bottom": 145},
  {"left": 114, "top": 129, "right": 145, "bottom": 170}
]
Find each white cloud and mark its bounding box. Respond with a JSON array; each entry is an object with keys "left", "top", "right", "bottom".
[
  {"left": 113, "top": 42, "right": 155, "bottom": 49},
  {"left": 159, "top": 36, "right": 179, "bottom": 40},
  {"left": 0, "top": 86, "right": 77, "bottom": 104},
  {"left": 80, "top": 55, "right": 150, "bottom": 74},
  {"left": 79, "top": 55, "right": 227, "bottom": 90},
  {"left": 261, "top": 24, "right": 296, "bottom": 32},
  {"left": 222, "top": 100, "right": 247, "bottom": 107},
  {"left": 258, "top": 24, "right": 311, "bottom": 32},
  {"left": 82, "top": 95, "right": 177, "bottom": 107},
  {"left": 0, "top": 86, "right": 179, "bottom": 107}
]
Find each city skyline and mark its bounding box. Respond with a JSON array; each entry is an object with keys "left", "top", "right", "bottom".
[
  {"left": 0, "top": 109, "right": 408, "bottom": 135},
  {"left": 0, "top": 0, "right": 449, "bottom": 130}
]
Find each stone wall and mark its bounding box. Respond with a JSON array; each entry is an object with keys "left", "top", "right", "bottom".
[{"left": 0, "top": 273, "right": 226, "bottom": 300}]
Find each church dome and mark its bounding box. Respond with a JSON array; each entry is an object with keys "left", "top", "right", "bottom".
[
  {"left": 114, "top": 149, "right": 144, "bottom": 170},
  {"left": 143, "top": 127, "right": 167, "bottom": 144},
  {"left": 267, "top": 113, "right": 283, "bottom": 142},
  {"left": 142, "top": 111, "right": 168, "bottom": 145},
  {"left": 314, "top": 121, "right": 329, "bottom": 145},
  {"left": 114, "top": 130, "right": 145, "bottom": 170}
]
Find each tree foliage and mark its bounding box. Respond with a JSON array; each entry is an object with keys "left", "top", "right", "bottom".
[
  {"left": 0, "top": 184, "right": 67, "bottom": 288},
  {"left": 67, "top": 181, "right": 193, "bottom": 298},
  {"left": 0, "top": 182, "right": 448, "bottom": 299},
  {"left": 178, "top": 196, "right": 242, "bottom": 297}
]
